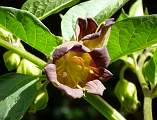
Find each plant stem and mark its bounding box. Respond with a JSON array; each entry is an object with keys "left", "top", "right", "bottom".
[
  {"left": 119, "top": 65, "right": 128, "bottom": 80},
  {"left": 84, "top": 93, "right": 126, "bottom": 120},
  {"left": 144, "top": 97, "right": 153, "bottom": 120},
  {"left": 0, "top": 40, "right": 47, "bottom": 69},
  {"left": 135, "top": 67, "right": 149, "bottom": 94}
]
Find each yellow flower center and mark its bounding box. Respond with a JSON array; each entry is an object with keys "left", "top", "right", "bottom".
[{"left": 55, "top": 51, "right": 98, "bottom": 88}]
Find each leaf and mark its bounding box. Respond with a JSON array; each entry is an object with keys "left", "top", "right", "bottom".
[
  {"left": 0, "top": 6, "right": 59, "bottom": 56},
  {"left": 22, "top": 0, "right": 80, "bottom": 20},
  {"left": 143, "top": 50, "right": 157, "bottom": 88},
  {"left": 61, "top": 0, "right": 129, "bottom": 41},
  {"left": 0, "top": 73, "right": 40, "bottom": 120},
  {"left": 129, "top": 0, "right": 144, "bottom": 17},
  {"left": 107, "top": 15, "right": 157, "bottom": 62}
]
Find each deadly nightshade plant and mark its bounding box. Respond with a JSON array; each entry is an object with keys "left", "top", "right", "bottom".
[{"left": 45, "top": 18, "right": 114, "bottom": 98}]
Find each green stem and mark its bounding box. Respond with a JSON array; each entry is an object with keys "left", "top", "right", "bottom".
[
  {"left": 84, "top": 93, "right": 126, "bottom": 120},
  {"left": 144, "top": 97, "right": 153, "bottom": 120},
  {"left": 119, "top": 65, "right": 128, "bottom": 80},
  {"left": 0, "top": 40, "right": 47, "bottom": 69},
  {"left": 135, "top": 67, "right": 149, "bottom": 95}
]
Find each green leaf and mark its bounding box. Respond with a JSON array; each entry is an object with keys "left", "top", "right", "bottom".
[
  {"left": 143, "top": 50, "right": 157, "bottom": 88},
  {"left": 61, "top": 0, "right": 129, "bottom": 41},
  {"left": 0, "top": 6, "right": 59, "bottom": 56},
  {"left": 129, "top": 0, "right": 144, "bottom": 17},
  {"left": 107, "top": 15, "right": 157, "bottom": 62},
  {"left": 0, "top": 73, "right": 40, "bottom": 120},
  {"left": 22, "top": 0, "right": 80, "bottom": 20}
]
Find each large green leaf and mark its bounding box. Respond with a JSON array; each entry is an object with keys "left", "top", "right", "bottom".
[
  {"left": 0, "top": 6, "right": 59, "bottom": 56},
  {"left": 61, "top": 0, "right": 128, "bottom": 41},
  {"left": 22, "top": 0, "right": 80, "bottom": 20},
  {"left": 107, "top": 15, "right": 157, "bottom": 62},
  {"left": 0, "top": 73, "right": 39, "bottom": 120}
]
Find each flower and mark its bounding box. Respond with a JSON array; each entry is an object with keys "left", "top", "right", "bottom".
[{"left": 45, "top": 18, "right": 114, "bottom": 98}]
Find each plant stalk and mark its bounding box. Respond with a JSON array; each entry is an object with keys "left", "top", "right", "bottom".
[
  {"left": 84, "top": 93, "right": 126, "bottom": 120},
  {"left": 134, "top": 67, "right": 149, "bottom": 94},
  {"left": 0, "top": 40, "right": 47, "bottom": 69},
  {"left": 144, "top": 97, "right": 153, "bottom": 120}
]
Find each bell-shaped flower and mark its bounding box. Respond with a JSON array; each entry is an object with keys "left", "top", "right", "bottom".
[{"left": 45, "top": 18, "right": 114, "bottom": 98}]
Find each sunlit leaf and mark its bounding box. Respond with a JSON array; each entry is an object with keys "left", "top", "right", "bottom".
[
  {"left": 107, "top": 15, "right": 157, "bottom": 62},
  {"left": 22, "top": 0, "right": 80, "bottom": 20},
  {"left": 0, "top": 6, "right": 60, "bottom": 56}
]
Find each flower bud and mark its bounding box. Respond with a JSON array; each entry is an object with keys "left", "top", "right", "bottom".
[
  {"left": 114, "top": 79, "right": 139, "bottom": 113},
  {"left": 17, "top": 59, "right": 42, "bottom": 76},
  {"left": 3, "top": 51, "right": 21, "bottom": 71}
]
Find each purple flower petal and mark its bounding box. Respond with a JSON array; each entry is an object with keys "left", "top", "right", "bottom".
[
  {"left": 45, "top": 64, "right": 60, "bottom": 87},
  {"left": 81, "top": 18, "right": 114, "bottom": 49},
  {"left": 45, "top": 63, "right": 84, "bottom": 99},
  {"left": 76, "top": 18, "right": 98, "bottom": 40},
  {"left": 53, "top": 47, "right": 68, "bottom": 63},
  {"left": 87, "top": 18, "right": 98, "bottom": 33},
  {"left": 89, "top": 47, "right": 110, "bottom": 68},
  {"left": 99, "top": 68, "right": 113, "bottom": 81},
  {"left": 58, "top": 84, "right": 84, "bottom": 99},
  {"left": 105, "top": 18, "right": 115, "bottom": 27},
  {"left": 85, "top": 80, "right": 106, "bottom": 96},
  {"left": 52, "top": 41, "right": 88, "bottom": 63},
  {"left": 96, "top": 18, "right": 114, "bottom": 39},
  {"left": 81, "top": 33, "right": 100, "bottom": 40},
  {"left": 70, "top": 44, "right": 90, "bottom": 53}
]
